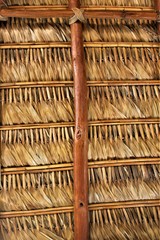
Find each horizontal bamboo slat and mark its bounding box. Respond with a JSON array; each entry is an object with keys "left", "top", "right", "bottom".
[
  {"left": 0, "top": 80, "right": 160, "bottom": 89},
  {"left": 1, "top": 157, "right": 160, "bottom": 175},
  {"left": 0, "top": 7, "right": 157, "bottom": 19},
  {"left": 1, "top": 118, "right": 160, "bottom": 131},
  {"left": 0, "top": 199, "right": 159, "bottom": 218},
  {"left": 7, "top": 5, "right": 155, "bottom": 11},
  {"left": 0, "top": 42, "right": 159, "bottom": 49}
]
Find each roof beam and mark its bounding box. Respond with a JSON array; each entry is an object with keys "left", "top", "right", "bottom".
[{"left": 0, "top": 6, "right": 157, "bottom": 20}]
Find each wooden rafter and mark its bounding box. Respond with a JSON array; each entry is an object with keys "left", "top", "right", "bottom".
[{"left": 0, "top": 6, "right": 157, "bottom": 20}]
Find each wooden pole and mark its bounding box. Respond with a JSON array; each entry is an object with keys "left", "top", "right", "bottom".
[
  {"left": 154, "top": 0, "right": 160, "bottom": 34},
  {"left": 69, "top": 0, "right": 88, "bottom": 239},
  {"left": 0, "top": 7, "right": 157, "bottom": 20}
]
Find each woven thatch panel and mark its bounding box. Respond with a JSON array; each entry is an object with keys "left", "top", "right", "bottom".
[
  {"left": 88, "top": 86, "right": 160, "bottom": 120},
  {"left": 1, "top": 127, "right": 74, "bottom": 167},
  {"left": 0, "top": 47, "right": 159, "bottom": 83},
  {"left": 0, "top": 206, "right": 159, "bottom": 239},
  {"left": 1, "top": 123, "right": 160, "bottom": 167},
  {"left": 1, "top": 85, "right": 160, "bottom": 125},
  {"left": 89, "top": 206, "right": 159, "bottom": 239},
  {"left": 0, "top": 165, "right": 159, "bottom": 211},
  {"left": 6, "top": 0, "right": 154, "bottom": 6},
  {"left": 88, "top": 124, "right": 160, "bottom": 160},
  {"left": 0, "top": 213, "right": 74, "bottom": 240},
  {"left": 0, "top": 19, "right": 158, "bottom": 43},
  {"left": 0, "top": 171, "right": 73, "bottom": 211},
  {"left": 0, "top": 48, "right": 73, "bottom": 82},
  {"left": 1, "top": 87, "right": 74, "bottom": 125}
]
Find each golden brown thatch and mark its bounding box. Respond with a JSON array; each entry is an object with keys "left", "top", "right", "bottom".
[
  {"left": 6, "top": 0, "right": 154, "bottom": 6},
  {"left": 0, "top": 19, "right": 158, "bottom": 43},
  {"left": 0, "top": 0, "right": 160, "bottom": 239}
]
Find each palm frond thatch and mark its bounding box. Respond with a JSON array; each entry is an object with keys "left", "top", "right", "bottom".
[{"left": 0, "top": 18, "right": 158, "bottom": 43}]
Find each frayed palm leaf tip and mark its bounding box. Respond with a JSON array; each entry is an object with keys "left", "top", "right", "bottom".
[
  {"left": 6, "top": 0, "right": 154, "bottom": 6},
  {"left": 0, "top": 19, "right": 158, "bottom": 43}
]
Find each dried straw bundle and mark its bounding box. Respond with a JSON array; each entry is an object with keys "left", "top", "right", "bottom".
[
  {"left": 1, "top": 87, "right": 74, "bottom": 125},
  {"left": 90, "top": 206, "right": 159, "bottom": 239},
  {"left": 0, "top": 213, "right": 74, "bottom": 240},
  {"left": 0, "top": 18, "right": 158, "bottom": 43},
  {"left": 1, "top": 123, "right": 160, "bottom": 167},
  {"left": 0, "top": 47, "right": 159, "bottom": 83},
  {"left": 6, "top": 0, "right": 154, "bottom": 6},
  {"left": 0, "top": 166, "right": 159, "bottom": 210},
  {"left": 89, "top": 85, "right": 160, "bottom": 120}
]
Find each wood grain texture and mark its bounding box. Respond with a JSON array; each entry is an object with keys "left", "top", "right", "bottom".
[
  {"left": 0, "top": 7, "right": 157, "bottom": 19},
  {"left": 69, "top": 0, "right": 89, "bottom": 239}
]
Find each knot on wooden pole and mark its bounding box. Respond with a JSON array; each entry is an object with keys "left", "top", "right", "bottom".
[{"left": 69, "top": 8, "right": 85, "bottom": 25}]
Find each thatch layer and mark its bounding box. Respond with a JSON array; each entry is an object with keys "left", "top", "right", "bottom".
[
  {"left": 0, "top": 47, "right": 159, "bottom": 83},
  {"left": 0, "top": 166, "right": 159, "bottom": 210},
  {"left": 1, "top": 87, "right": 74, "bottom": 125},
  {"left": 88, "top": 86, "right": 160, "bottom": 120},
  {"left": 0, "top": 18, "right": 158, "bottom": 43},
  {"left": 1, "top": 123, "right": 160, "bottom": 167},
  {"left": 0, "top": 213, "right": 74, "bottom": 240},
  {"left": 1, "top": 85, "right": 160, "bottom": 125},
  {"left": 6, "top": 0, "right": 154, "bottom": 6},
  {"left": 0, "top": 206, "right": 159, "bottom": 239},
  {"left": 90, "top": 207, "right": 159, "bottom": 239}
]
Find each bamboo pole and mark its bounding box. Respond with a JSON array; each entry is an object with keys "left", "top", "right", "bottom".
[
  {"left": 0, "top": 118, "right": 159, "bottom": 131},
  {"left": 0, "top": 199, "right": 159, "bottom": 219},
  {"left": 1, "top": 157, "right": 160, "bottom": 175},
  {"left": 154, "top": 0, "right": 160, "bottom": 34},
  {"left": 0, "top": 42, "right": 159, "bottom": 49},
  {"left": 0, "top": 7, "right": 157, "bottom": 20},
  {"left": 69, "top": 0, "right": 89, "bottom": 239},
  {"left": 0, "top": 80, "right": 160, "bottom": 89},
  {"left": 6, "top": 5, "right": 155, "bottom": 11}
]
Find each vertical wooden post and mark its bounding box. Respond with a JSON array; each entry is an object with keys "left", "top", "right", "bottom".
[
  {"left": 69, "top": 0, "right": 89, "bottom": 239},
  {"left": 154, "top": 0, "right": 160, "bottom": 34}
]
